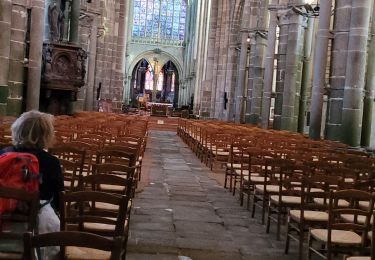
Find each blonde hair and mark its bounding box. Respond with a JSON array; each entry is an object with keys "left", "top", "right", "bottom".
[{"left": 11, "top": 110, "right": 55, "bottom": 149}]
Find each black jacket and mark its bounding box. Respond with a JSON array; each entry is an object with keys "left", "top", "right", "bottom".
[{"left": 0, "top": 147, "right": 64, "bottom": 211}]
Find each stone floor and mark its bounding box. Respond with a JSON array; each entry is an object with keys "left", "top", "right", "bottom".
[{"left": 127, "top": 131, "right": 300, "bottom": 260}]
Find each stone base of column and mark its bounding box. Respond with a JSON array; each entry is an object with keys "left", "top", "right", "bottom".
[
  {"left": 0, "top": 85, "right": 9, "bottom": 116},
  {"left": 6, "top": 98, "right": 22, "bottom": 116}
]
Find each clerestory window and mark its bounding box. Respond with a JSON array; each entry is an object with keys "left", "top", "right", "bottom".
[{"left": 132, "top": 0, "right": 187, "bottom": 46}]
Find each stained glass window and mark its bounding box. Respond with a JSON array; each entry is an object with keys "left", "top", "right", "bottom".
[
  {"left": 145, "top": 65, "right": 154, "bottom": 90},
  {"left": 157, "top": 71, "right": 164, "bottom": 91},
  {"left": 132, "top": 0, "right": 187, "bottom": 44}
]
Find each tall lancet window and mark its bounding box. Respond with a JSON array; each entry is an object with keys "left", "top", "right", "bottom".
[
  {"left": 157, "top": 71, "right": 164, "bottom": 91},
  {"left": 132, "top": 0, "right": 187, "bottom": 46}
]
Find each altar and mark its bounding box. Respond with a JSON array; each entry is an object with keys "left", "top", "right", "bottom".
[{"left": 148, "top": 102, "right": 173, "bottom": 117}]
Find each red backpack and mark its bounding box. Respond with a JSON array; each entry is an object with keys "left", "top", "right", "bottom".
[{"left": 0, "top": 152, "right": 40, "bottom": 215}]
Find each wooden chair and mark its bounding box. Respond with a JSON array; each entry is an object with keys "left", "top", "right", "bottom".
[
  {"left": 59, "top": 191, "right": 130, "bottom": 259},
  {"left": 207, "top": 133, "right": 232, "bottom": 170},
  {"left": 96, "top": 149, "right": 137, "bottom": 167},
  {"left": 284, "top": 174, "right": 343, "bottom": 259},
  {"left": 266, "top": 164, "right": 306, "bottom": 240},
  {"left": 64, "top": 141, "right": 97, "bottom": 176},
  {"left": 81, "top": 172, "right": 134, "bottom": 256},
  {"left": 308, "top": 189, "right": 374, "bottom": 260},
  {"left": 91, "top": 163, "right": 136, "bottom": 198},
  {"left": 251, "top": 157, "right": 291, "bottom": 225},
  {"left": 49, "top": 144, "right": 86, "bottom": 177},
  {"left": 238, "top": 148, "right": 268, "bottom": 207},
  {"left": 23, "top": 231, "right": 123, "bottom": 260},
  {"left": 59, "top": 158, "right": 80, "bottom": 192},
  {"left": 0, "top": 187, "right": 39, "bottom": 259},
  {"left": 345, "top": 212, "right": 375, "bottom": 260}
]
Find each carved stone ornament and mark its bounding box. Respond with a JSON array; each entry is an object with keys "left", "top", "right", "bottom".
[{"left": 42, "top": 42, "right": 87, "bottom": 91}]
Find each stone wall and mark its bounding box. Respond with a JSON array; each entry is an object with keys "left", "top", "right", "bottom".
[
  {"left": 0, "top": 0, "right": 29, "bottom": 116},
  {"left": 78, "top": 0, "right": 127, "bottom": 113}
]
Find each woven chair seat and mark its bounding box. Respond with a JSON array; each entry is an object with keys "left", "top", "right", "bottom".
[
  {"left": 66, "top": 246, "right": 111, "bottom": 260},
  {"left": 270, "top": 195, "right": 301, "bottom": 205},
  {"left": 310, "top": 229, "right": 362, "bottom": 245},
  {"left": 216, "top": 151, "right": 229, "bottom": 156},
  {"left": 313, "top": 198, "right": 349, "bottom": 207},
  {"left": 340, "top": 214, "right": 373, "bottom": 224},
  {"left": 289, "top": 210, "right": 328, "bottom": 222},
  {"left": 255, "top": 185, "right": 285, "bottom": 193},
  {"left": 294, "top": 187, "right": 324, "bottom": 192},
  {"left": 244, "top": 176, "right": 269, "bottom": 182},
  {"left": 359, "top": 201, "right": 370, "bottom": 210},
  {"left": 226, "top": 163, "right": 242, "bottom": 169},
  {"left": 95, "top": 201, "right": 132, "bottom": 211},
  {"left": 346, "top": 257, "right": 371, "bottom": 260},
  {"left": 0, "top": 252, "right": 22, "bottom": 259}
]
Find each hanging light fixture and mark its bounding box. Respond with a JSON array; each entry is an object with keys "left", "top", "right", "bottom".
[{"left": 246, "top": 34, "right": 251, "bottom": 43}]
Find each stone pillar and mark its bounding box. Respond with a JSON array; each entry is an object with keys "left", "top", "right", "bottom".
[
  {"left": 234, "top": 0, "right": 250, "bottom": 123},
  {"left": 361, "top": 2, "right": 375, "bottom": 147},
  {"left": 212, "top": 0, "right": 230, "bottom": 120},
  {"left": 298, "top": 16, "right": 314, "bottom": 133},
  {"left": 0, "top": 0, "right": 12, "bottom": 115},
  {"left": 261, "top": 9, "right": 277, "bottom": 128},
  {"left": 109, "top": 0, "right": 127, "bottom": 111},
  {"left": 325, "top": 0, "right": 352, "bottom": 141},
  {"left": 308, "top": 0, "right": 333, "bottom": 139},
  {"left": 85, "top": 16, "right": 98, "bottom": 111},
  {"left": 26, "top": 0, "right": 45, "bottom": 111},
  {"left": 69, "top": 0, "right": 80, "bottom": 44},
  {"left": 341, "top": 0, "right": 371, "bottom": 147},
  {"left": 8, "top": 3, "right": 28, "bottom": 116},
  {"left": 273, "top": 10, "right": 289, "bottom": 130},
  {"left": 247, "top": 0, "right": 269, "bottom": 125},
  {"left": 280, "top": 11, "right": 306, "bottom": 131},
  {"left": 122, "top": 0, "right": 131, "bottom": 105}
]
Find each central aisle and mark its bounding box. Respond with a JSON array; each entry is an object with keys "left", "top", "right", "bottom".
[{"left": 127, "top": 131, "right": 297, "bottom": 260}]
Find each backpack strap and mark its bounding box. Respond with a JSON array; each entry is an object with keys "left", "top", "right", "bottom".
[{"left": 39, "top": 198, "right": 53, "bottom": 209}]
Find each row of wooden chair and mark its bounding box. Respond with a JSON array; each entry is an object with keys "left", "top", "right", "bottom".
[
  {"left": 0, "top": 112, "right": 149, "bottom": 259},
  {"left": 178, "top": 118, "right": 375, "bottom": 259},
  {"left": 0, "top": 171, "right": 133, "bottom": 259}
]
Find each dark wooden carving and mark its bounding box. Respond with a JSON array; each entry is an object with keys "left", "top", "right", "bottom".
[{"left": 42, "top": 42, "right": 87, "bottom": 91}]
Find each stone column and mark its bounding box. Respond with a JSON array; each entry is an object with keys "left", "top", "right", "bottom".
[
  {"left": 298, "top": 16, "right": 314, "bottom": 133},
  {"left": 212, "top": 0, "right": 230, "bottom": 120},
  {"left": 341, "top": 0, "right": 371, "bottom": 147},
  {"left": 8, "top": 3, "right": 28, "bottom": 116},
  {"left": 109, "top": 0, "right": 126, "bottom": 111},
  {"left": 280, "top": 11, "right": 306, "bottom": 131},
  {"left": 122, "top": 0, "right": 131, "bottom": 105},
  {"left": 308, "top": 0, "right": 333, "bottom": 139},
  {"left": 325, "top": 0, "right": 352, "bottom": 140},
  {"left": 85, "top": 16, "right": 98, "bottom": 111},
  {"left": 261, "top": 9, "right": 277, "bottom": 128},
  {"left": 69, "top": 0, "right": 80, "bottom": 44},
  {"left": 209, "top": 0, "right": 223, "bottom": 117},
  {"left": 247, "top": 0, "right": 269, "bottom": 125},
  {"left": 234, "top": 28, "right": 250, "bottom": 123},
  {"left": 26, "top": 0, "right": 45, "bottom": 111},
  {"left": 273, "top": 10, "right": 289, "bottom": 130},
  {"left": 0, "top": 0, "right": 12, "bottom": 115},
  {"left": 361, "top": 2, "right": 375, "bottom": 147}
]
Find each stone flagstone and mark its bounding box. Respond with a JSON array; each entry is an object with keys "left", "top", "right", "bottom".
[{"left": 127, "top": 131, "right": 299, "bottom": 260}]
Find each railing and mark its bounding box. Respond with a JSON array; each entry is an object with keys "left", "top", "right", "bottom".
[{"left": 131, "top": 37, "right": 185, "bottom": 47}]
